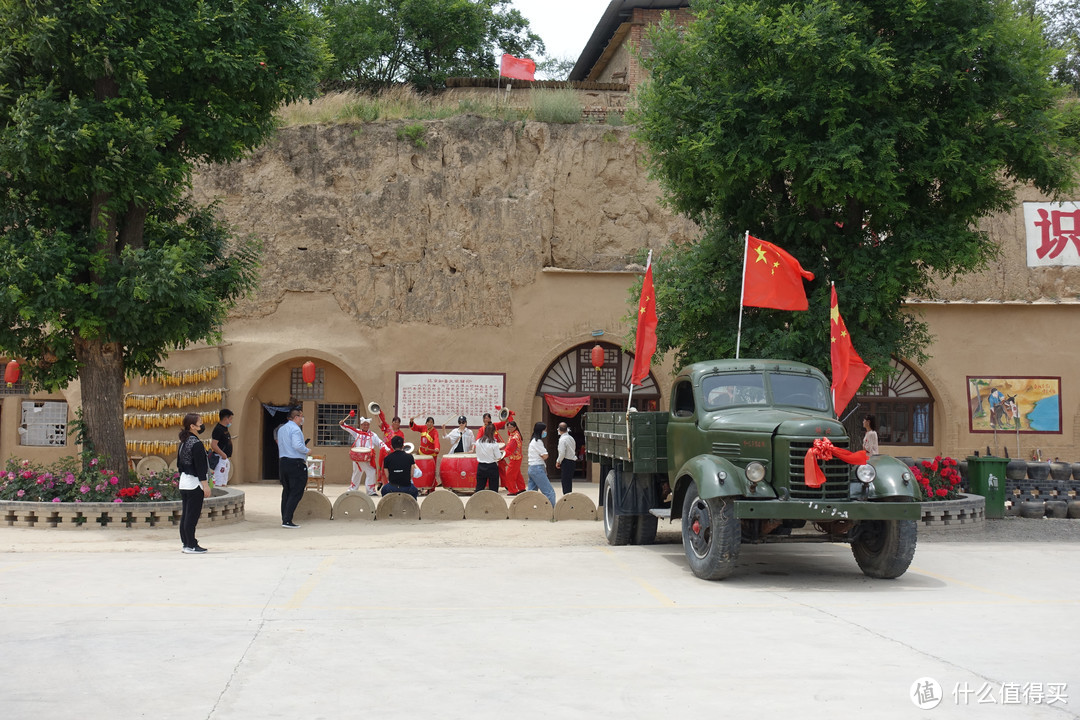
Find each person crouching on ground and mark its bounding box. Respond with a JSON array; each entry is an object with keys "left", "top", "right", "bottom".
[
  {"left": 381, "top": 435, "right": 420, "bottom": 499},
  {"left": 177, "top": 412, "right": 212, "bottom": 554},
  {"left": 474, "top": 422, "right": 504, "bottom": 493}
]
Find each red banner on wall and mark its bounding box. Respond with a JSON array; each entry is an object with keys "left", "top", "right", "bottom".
[{"left": 544, "top": 394, "right": 591, "bottom": 418}]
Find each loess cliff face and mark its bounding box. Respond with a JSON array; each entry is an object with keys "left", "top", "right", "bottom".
[{"left": 191, "top": 117, "right": 698, "bottom": 328}]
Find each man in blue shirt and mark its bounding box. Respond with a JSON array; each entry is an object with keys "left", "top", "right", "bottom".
[{"left": 277, "top": 408, "right": 308, "bottom": 528}]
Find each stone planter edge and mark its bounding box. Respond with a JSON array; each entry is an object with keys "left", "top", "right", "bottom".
[
  {"left": 0, "top": 486, "right": 244, "bottom": 530},
  {"left": 919, "top": 492, "right": 985, "bottom": 532}
]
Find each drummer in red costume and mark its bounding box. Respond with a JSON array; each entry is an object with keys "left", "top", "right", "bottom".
[
  {"left": 481, "top": 407, "right": 515, "bottom": 442},
  {"left": 498, "top": 419, "right": 526, "bottom": 495},
  {"left": 409, "top": 415, "right": 441, "bottom": 458},
  {"left": 378, "top": 413, "right": 406, "bottom": 484},
  {"left": 340, "top": 413, "right": 385, "bottom": 495}
]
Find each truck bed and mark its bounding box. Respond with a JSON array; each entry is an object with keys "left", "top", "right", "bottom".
[{"left": 584, "top": 411, "right": 668, "bottom": 474}]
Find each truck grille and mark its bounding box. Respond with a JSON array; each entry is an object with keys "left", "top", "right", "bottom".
[{"left": 786, "top": 439, "right": 850, "bottom": 499}]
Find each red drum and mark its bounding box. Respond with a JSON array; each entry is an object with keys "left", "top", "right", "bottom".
[
  {"left": 414, "top": 455, "right": 437, "bottom": 492},
  {"left": 439, "top": 453, "right": 478, "bottom": 494},
  {"left": 349, "top": 447, "right": 373, "bottom": 464}
]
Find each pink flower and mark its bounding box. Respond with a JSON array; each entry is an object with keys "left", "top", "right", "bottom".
[
  {"left": 74, "top": 499, "right": 82, "bottom": 503},
  {"left": 16, "top": 489, "right": 24, "bottom": 497},
  {"left": 113, "top": 498, "right": 122, "bottom": 503},
  {"left": 64, "top": 474, "right": 75, "bottom": 484},
  {"left": 109, "top": 476, "right": 118, "bottom": 485},
  {"left": 52, "top": 497, "right": 61, "bottom": 503},
  {"left": 80, "top": 485, "right": 90, "bottom": 494},
  {"left": 89, "top": 458, "right": 98, "bottom": 466}
]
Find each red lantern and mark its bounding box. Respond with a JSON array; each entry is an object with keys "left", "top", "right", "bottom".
[
  {"left": 4, "top": 359, "right": 20, "bottom": 387},
  {"left": 301, "top": 360, "right": 316, "bottom": 386},
  {"left": 590, "top": 344, "right": 605, "bottom": 372}
]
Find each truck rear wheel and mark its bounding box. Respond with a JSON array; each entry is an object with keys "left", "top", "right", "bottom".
[
  {"left": 681, "top": 485, "right": 740, "bottom": 580},
  {"left": 603, "top": 470, "right": 636, "bottom": 546},
  {"left": 851, "top": 519, "right": 918, "bottom": 579}
]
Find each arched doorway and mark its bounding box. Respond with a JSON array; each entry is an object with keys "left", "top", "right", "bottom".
[
  {"left": 536, "top": 341, "right": 661, "bottom": 480},
  {"left": 246, "top": 359, "right": 365, "bottom": 482},
  {"left": 841, "top": 358, "right": 934, "bottom": 447}
]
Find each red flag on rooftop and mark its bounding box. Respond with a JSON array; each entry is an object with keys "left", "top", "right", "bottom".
[
  {"left": 500, "top": 53, "right": 536, "bottom": 81},
  {"left": 742, "top": 235, "right": 814, "bottom": 311},
  {"left": 630, "top": 261, "right": 657, "bottom": 386},
  {"left": 829, "top": 285, "right": 870, "bottom": 417}
]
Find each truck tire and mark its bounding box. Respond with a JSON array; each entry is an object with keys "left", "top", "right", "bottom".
[
  {"left": 681, "top": 485, "right": 740, "bottom": 580},
  {"left": 632, "top": 513, "right": 658, "bottom": 545},
  {"left": 603, "top": 470, "right": 637, "bottom": 546},
  {"left": 851, "top": 519, "right": 918, "bottom": 579}
]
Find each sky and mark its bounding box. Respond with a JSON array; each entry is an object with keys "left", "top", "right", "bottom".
[{"left": 510, "top": 0, "right": 611, "bottom": 63}]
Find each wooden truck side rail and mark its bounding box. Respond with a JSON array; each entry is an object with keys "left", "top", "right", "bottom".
[{"left": 584, "top": 411, "right": 669, "bottom": 475}]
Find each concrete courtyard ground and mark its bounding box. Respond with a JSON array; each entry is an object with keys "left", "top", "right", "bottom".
[{"left": 1, "top": 483, "right": 1078, "bottom": 719}]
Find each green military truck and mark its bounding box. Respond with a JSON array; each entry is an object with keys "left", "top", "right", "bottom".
[{"left": 585, "top": 359, "right": 922, "bottom": 581}]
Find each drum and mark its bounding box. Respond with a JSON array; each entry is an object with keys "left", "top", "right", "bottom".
[
  {"left": 414, "top": 455, "right": 437, "bottom": 492},
  {"left": 439, "top": 453, "right": 478, "bottom": 494},
  {"left": 349, "top": 447, "right": 373, "bottom": 464}
]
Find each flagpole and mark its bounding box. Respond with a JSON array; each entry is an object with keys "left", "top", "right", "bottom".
[{"left": 735, "top": 231, "right": 749, "bottom": 359}]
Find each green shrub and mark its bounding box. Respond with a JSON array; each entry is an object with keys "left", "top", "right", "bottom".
[{"left": 396, "top": 123, "right": 427, "bottom": 148}]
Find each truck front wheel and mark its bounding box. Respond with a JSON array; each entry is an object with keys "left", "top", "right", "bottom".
[
  {"left": 681, "top": 485, "right": 740, "bottom": 580},
  {"left": 603, "top": 470, "right": 637, "bottom": 546},
  {"left": 851, "top": 520, "right": 918, "bottom": 579}
]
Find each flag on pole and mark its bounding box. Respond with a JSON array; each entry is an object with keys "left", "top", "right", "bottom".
[
  {"left": 499, "top": 53, "right": 536, "bottom": 81},
  {"left": 829, "top": 285, "right": 870, "bottom": 417},
  {"left": 742, "top": 235, "right": 815, "bottom": 310},
  {"left": 630, "top": 261, "right": 658, "bottom": 386}
]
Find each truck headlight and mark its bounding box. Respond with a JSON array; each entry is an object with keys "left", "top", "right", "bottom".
[
  {"left": 856, "top": 464, "right": 876, "bottom": 484},
  {"left": 745, "top": 462, "right": 766, "bottom": 483}
]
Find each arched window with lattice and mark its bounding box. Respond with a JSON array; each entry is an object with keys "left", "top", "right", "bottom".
[{"left": 841, "top": 359, "right": 934, "bottom": 446}]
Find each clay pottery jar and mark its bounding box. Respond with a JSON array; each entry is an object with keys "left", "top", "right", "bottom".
[
  {"left": 1027, "top": 461, "right": 1050, "bottom": 481},
  {"left": 1006, "top": 460, "right": 1028, "bottom": 481}
]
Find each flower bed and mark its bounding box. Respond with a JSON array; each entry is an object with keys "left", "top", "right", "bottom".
[{"left": 0, "top": 486, "right": 244, "bottom": 529}]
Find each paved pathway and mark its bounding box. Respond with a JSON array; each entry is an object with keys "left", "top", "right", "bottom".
[{"left": 1, "top": 484, "right": 1078, "bottom": 719}]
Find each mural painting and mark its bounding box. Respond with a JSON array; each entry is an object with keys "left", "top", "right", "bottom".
[{"left": 966, "top": 377, "right": 1061, "bottom": 433}]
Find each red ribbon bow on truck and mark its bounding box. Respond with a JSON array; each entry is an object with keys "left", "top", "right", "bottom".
[{"left": 803, "top": 437, "right": 868, "bottom": 488}]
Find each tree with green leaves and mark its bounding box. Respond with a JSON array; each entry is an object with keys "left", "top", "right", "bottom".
[
  {"left": 0, "top": 1, "right": 328, "bottom": 473},
  {"left": 317, "top": 0, "right": 544, "bottom": 90},
  {"left": 633, "top": 0, "right": 1079, "bottom": 383}
]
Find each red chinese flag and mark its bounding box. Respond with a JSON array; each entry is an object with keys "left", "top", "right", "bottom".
[
  {"left": 829, "top": 285, "right": 870, "bottom": 417},
  {"left": 630, "top": 264, "right": 658, "bottom": 386},
  {"left": 500, "top": 53, "right": 536, "bottom": 81},
  {"left": 742, "top": 235, "right": 814, "bottom": 310}
]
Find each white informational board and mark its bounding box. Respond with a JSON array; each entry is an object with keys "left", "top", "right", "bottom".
[
  {"left": 396, "top": 373, "right": 506, "bottom": 428},
  {"left": 1024, "top": 201, "right": 1080, "bottom": 267}
]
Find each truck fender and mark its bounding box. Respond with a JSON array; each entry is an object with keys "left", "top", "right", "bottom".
[
  {"left": 867, "top": 455, "right": 921, "bottom": 500},
  {"left": 671, "top": 454, "right": 776, "bottom": 514}
]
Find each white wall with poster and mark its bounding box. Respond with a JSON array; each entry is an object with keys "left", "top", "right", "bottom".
[
  {"left": 396, "top": 373, "right": 506, "bottom": 427},
  {"left": 1024, "top": 201, "right": 1080, "bottom": 266}
]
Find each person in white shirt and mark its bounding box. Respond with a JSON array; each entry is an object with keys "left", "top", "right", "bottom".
[
  {"left": 862, "top": 415, "right": 880, "bottom": 456},
  {"left": 473, "top": 423, "right": 504, "bottom": 492},
  {"left": 556, "top": 422, "right": 577, "bottom": 495},
  {"left": 526, "top": 422, "right": 556, "bottom": 507},
  {"left": 443, "top": 415, "right": 475, "bottom": 454}
]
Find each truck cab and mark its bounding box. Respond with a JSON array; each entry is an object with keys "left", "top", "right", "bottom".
[{"left": 585, "top": 359, "right": 922, "bottom": 581}]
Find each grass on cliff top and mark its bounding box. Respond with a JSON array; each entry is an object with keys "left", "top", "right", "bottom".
[{"left": 277, "top": 87, "right": 616, "bottom": 126}]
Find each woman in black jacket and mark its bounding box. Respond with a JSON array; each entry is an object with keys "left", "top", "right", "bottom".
[{"left": 176, "top": 412, "right": 211, "bottom": 554}]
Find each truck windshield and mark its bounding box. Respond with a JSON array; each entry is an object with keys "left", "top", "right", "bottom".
[
  {"left": 701, "top": 374, "right": 767, "bottom": 409},
  {"left": 770, "top": 373, "right": 830, "bottom": 411}
]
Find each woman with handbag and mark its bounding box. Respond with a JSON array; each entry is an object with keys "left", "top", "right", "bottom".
[{"left": 177, "top": 412, "right": 212, "bottom": 554}]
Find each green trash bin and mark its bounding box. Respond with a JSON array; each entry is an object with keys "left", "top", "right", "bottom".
[{"left": 966, "top": 456, "right": 1008, "bottom": 519}]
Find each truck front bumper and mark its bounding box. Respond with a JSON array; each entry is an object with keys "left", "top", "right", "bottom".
[{"left": 735, "top": 499, "right": 921, "bottom": 521}]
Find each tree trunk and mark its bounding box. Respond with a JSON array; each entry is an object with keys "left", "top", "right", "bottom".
[{"left": 73, "top": 335, "right": 129, "bottom": 483}]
